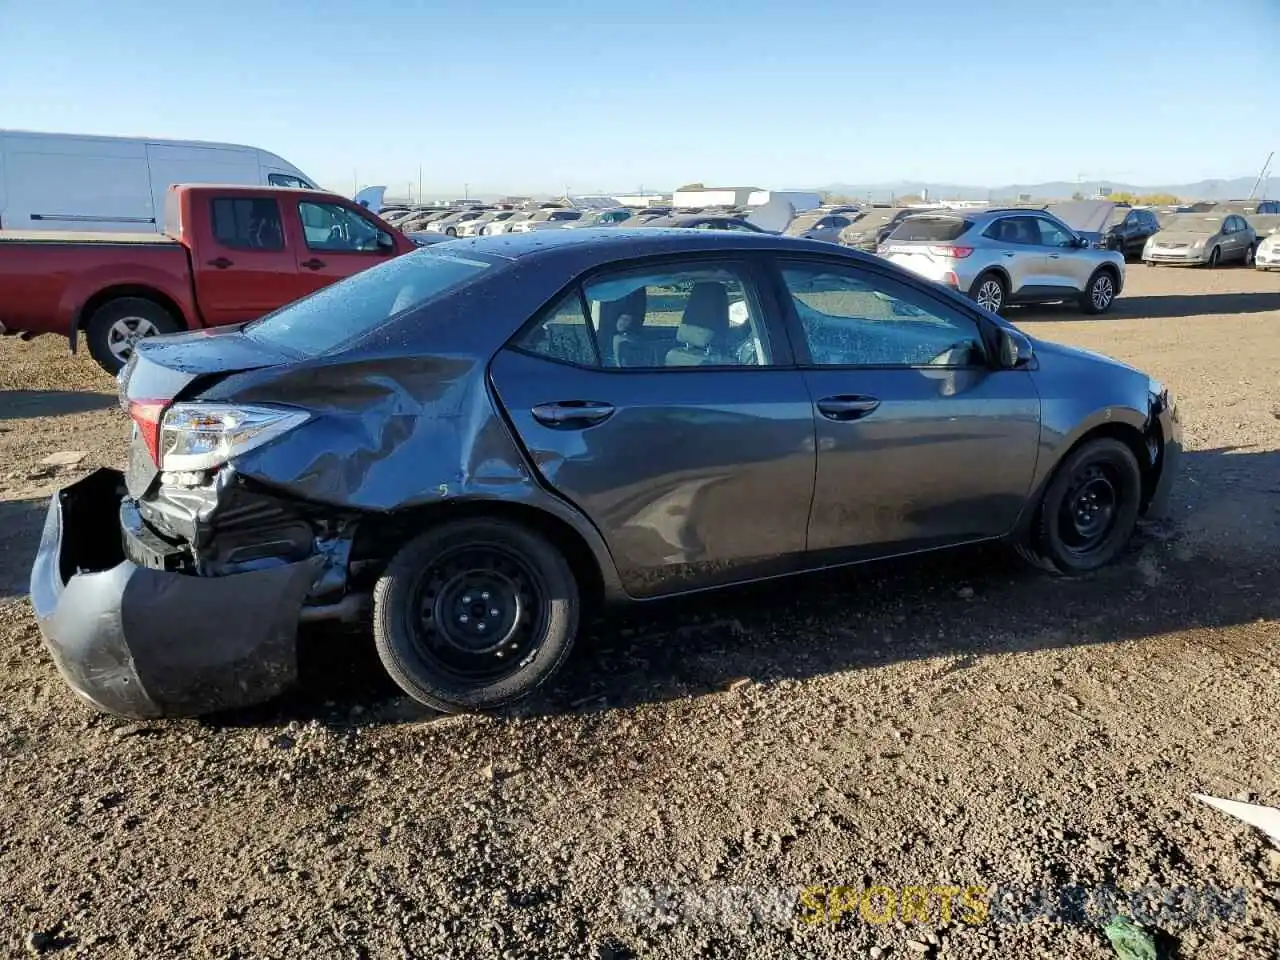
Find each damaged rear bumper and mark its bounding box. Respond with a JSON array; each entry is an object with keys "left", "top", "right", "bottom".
[{"left": 29, "top": 468, "right": 321, "bottom": 718}]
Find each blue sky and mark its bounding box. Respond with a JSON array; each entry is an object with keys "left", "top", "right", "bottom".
[{"left": 1, "top": 0, "right": 1276, "bottom": 195}]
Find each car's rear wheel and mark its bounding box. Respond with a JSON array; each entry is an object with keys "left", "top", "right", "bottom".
[
  {"left": 84, "top": 297, "right": 182, "bottom": 375},
  {"left": 1016, "top": 438, "right": 1143, "bottom": 575},
  {"left": 1244, "top": 244, "right": 1256, "bottom": 266},
  {"left": 1079, "top": 270, "right": 1117, "bottom": 315},
  {"left": 372, "top": 519, "right": 579, "bottom": 713},
  {"left": 971, "top": 272, "right": 1007, "bottom": 314},
  {"left": 1207, "top": 246, "right": 1221, "bottom": 268}
]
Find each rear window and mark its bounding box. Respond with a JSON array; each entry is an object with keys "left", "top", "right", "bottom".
[
  {"left": 244, "top": 250, "right": 493, "bottom": 356},
  {"left": 889, "top": 217, "right": 971, "bottom": 242}
]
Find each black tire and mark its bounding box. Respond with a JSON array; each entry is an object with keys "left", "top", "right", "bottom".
[
  {"left": 84, "top": 297, "right": 181, "bottom": 374},
  {"left": 1207, "top": 246, "right": 1221, "bottom": 268},
  {"left": 970, "top": 271, "right": 1008, "bottom": 315},
  {"left": 1243, "top": 244, "right": 1256, "bottom": 267},
  {"left": 1016, "top": 438, "right": 1143, "bottom": 575},
  {"left": 1079, "top": 270, "right": 1118, "bottom": 315},
  {"left": 372, "top": 519, "right": 579, "bottom": 713},
  {"left": 445, "top": 226, "right": 457, "bottom": 237}
]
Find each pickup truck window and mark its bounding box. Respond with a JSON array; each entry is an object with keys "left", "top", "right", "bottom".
[
  {"left": 244, "top": 249, "right": 494, "bottom": 356},
  {"left": 211, "top": 198, "right": 284, "bottom": 251},
  {"left": 299, "top": 201, "right": 388, "bottom": 253}
]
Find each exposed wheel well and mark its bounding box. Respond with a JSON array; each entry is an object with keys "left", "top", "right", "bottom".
[
  {"left": 1059, "top": 421, "right": 1160, "bottom": 511},
  {"left": 353, "top": 500, "right": 607, "bottom": 613},
  {"left": 75, "top": 286, "right": 186, "bottom": 349}
]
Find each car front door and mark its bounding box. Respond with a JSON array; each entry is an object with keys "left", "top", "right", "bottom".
[
  {"left": 291, "top": 199, "right": 397, "bottom": 296},
  {"left": 488, "top": 256, "right": 816, "bottom": 598},
  {"left": 1032, "top": 216, "right": 1092, "bottom": 292},
  {"left": 192, "top": 194, "right": 305, "bottom": 325},
  {"left": 772, "top": 257, "right": 1041, "bottom": 561}
]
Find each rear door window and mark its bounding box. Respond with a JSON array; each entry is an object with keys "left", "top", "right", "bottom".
[{"left": 211, "top": 197, "right": 284, "bottom": 250}]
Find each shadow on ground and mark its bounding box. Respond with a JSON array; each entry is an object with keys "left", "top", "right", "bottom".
[
  {"left": 0, "top": 497, "right": 45, "bottom": 600},
  {"left": 1015, "top": 290, "right": 1280, "bottom": 322},
  {"left": 206, "top": 445, "right": 1280, "bottom": 729},
  {"left": 0, "top": 390, "right": 115, "bottom": 421}
]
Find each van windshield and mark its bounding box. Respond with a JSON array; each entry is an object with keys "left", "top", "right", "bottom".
[{"left": 244, "top": 249, "right": 494, "bottom": 355}]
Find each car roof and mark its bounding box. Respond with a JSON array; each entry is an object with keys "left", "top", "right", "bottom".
[{"left": 436, "top": 226, "right": 840, "bottom": 263}]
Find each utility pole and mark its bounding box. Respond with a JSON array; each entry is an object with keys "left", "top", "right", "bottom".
[
  {"left": 464, "top": 182, "right": 470, "bottom": 201},
  {"left": 1247, "top": 152, "right": 1274, "bottom": 200},
  {"left": 418, "top": 166, "right": 423, "bottom": 204}
]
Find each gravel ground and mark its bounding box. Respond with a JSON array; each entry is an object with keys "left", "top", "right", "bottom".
[{"left": 1, "top": 264, "right": 1278, "bottom": 959}]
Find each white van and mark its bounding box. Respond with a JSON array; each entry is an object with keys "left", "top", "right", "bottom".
[{"left": 0, "top": 130, "right": 317, "bottom": 232}]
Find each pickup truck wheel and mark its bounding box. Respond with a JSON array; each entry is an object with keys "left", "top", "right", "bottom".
[
  {"left": 85, "top": 298, "right": 180, "bottom": 374},
  {"left": 372, "top": 519, "right": 579, "bottom": 713}
]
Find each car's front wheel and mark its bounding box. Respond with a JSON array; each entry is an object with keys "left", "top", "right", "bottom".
[
  {"left": 1080, "top": 270, "right": 1117, "bottom": 315},
  {"left": 1244, "top": 244, "right": 1256, "bottom": 266},
  {"left": 1017, "top": 438, "right": 1143, "bottom": 575},
  {"left": 1207, "top": 246, "right": 1221, "bottom": 267},
  {"left": 372, "top": 519, "right": 580, "bottom": 713},
  {"left": 971, "top": 272, "right": 1007, "bottom": 314}
]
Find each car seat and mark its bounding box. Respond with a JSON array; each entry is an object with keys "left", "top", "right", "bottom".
[{"left": 665, "top": 283, "right": 731, "bottom": 366}]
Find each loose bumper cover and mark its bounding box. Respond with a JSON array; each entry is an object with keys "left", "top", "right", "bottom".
[{"left": 30, "top": 468, "right": 320, "bottom": 718}]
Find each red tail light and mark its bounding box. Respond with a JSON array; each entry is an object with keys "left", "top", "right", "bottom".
[
  {"left": 128, "top": 400, "right": 168, "bottom": 465},
  {"left": 929, "top": 245, "right": 974, "bottom": 259}
]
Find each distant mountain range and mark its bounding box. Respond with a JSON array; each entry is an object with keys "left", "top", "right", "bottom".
[{"left": 814, "top": 178, "right": 1268, "bottom": 202}]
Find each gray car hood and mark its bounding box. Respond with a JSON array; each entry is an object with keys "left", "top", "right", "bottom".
[{"left": 1030, "top": 336, "right": 1143, "bottom": 378}]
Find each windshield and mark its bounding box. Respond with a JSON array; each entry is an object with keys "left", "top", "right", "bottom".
[
  {"left": 245, "top": 249, "right": 493, "bottom": 355},
  {"left": 1161, "top": 215, "right": 1222, "bottom": 233}
]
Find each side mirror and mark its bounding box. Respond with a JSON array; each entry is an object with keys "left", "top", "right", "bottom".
[{"left": 999, "top": 328, "right": 1035, "bottom": 369}]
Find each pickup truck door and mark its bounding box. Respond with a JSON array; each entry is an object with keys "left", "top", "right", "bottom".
[
  {"left": 191, "top": 194, "right": 306, "bottom": 325},
  {"left": 288, "top": 199, "right": 399, "bottom": 296}
]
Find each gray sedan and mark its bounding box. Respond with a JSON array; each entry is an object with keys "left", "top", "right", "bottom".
[
  {"left": 32, "top": 230, "right": 1180, "bottom": 717},
  {"left": 1142, "top": 213, "right": 1258, "bottom": 267}
]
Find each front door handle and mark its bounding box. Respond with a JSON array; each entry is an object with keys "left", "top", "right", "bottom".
[
  {"left": 1048, "top": 254, "right": 1062, "bottom": 259},
  {"left": 816, "top": 395, "right": 880, "bottom": 421},
  {"left": 207, "top": 257, "right": 233, "bottom": 269},
  {"left": 300, "top": 258, "right": 326, "bottom": 270},
  {"left": 531, "top": 400, "right": 616, "bottom": 428}
]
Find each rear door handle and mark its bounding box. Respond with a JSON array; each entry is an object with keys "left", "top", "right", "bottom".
[
  {"left": 816, "top": 395, "right": 880, "bottom": 421},
  {"left": 207, "top": 257, "right": 233, "bottom": 269},
  {"left": 531, "top": 400, "right": 616, "bottom": 428},
  {"left": 1048, "top": 254, "right": 1062, "bottom": 259},
  {"left": 300, "top": 258, "right": 326, "bottom": 270}
]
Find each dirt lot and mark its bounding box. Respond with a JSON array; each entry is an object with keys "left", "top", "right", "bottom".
[{"left": 2, "top": 264, "right": 1278, "bottom": 959}]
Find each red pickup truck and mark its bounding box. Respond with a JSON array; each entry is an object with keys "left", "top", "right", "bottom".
[{"left": 0, "top": 184, "right": 418, "bottom": 372}]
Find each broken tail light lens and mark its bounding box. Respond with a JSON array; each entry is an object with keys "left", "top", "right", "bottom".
[{"left": 158, "top": 404, "right": 310, "bottom": 472}]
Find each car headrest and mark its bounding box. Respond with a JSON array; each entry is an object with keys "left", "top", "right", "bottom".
[
  {"left": 681, "top": 282, "right": 730, "bottom": 332},
  {"left": 676, "top": 323, "right": 717, "bottom": 350}
]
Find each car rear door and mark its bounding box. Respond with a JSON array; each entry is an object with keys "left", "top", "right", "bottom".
[
  {"left": 289, "top": 198, "right": 399, "bottom": 295},
  {"left": 983, "top": 215, "right": 1049, "bottom": 295},
  {"left": 769, "top": 255, "right": 1041, "bottom": 561},
  {"left": 488, "top": 255, "right": 816, "bottom": 599},
  {"left": 191, "top": 193, "right": 305, "bottom": 325}
]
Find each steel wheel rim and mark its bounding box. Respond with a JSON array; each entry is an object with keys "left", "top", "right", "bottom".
[
  {"left": 1057, "top": 464, "right": 1121, "bottom": 557},
  {"left": 1091, "top": 275, "right": 1114, "bottom": 309},
  {"left": 977, "top": 280, "right": 1003, "bottom": 311},
  {"left": 107, "top": 316, "right": 159, "bottom": 362},
  {"left": 409, "top": 544, "right": 546, "bottom": 682}
]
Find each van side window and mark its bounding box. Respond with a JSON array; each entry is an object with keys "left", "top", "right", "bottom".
[
  {"left": 211, "top": 198, "right": 285, "bottom": 250},
  {"left": 268, "top": 173, "right": 311, "bottom": 189}
]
